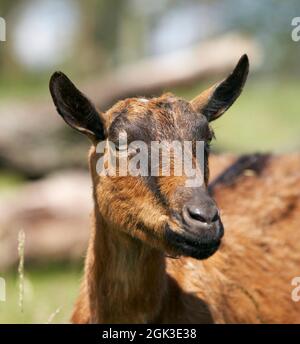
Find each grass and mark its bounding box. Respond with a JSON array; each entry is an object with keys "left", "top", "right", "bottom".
[
  {"left": 0, "top": 263, "right": 82, "bottom": 324},
  {"left": 0, "top": 74, "right": 50, "bottom": 101},
  {"left": 17, "top": 230, "right": 25, "bottom": 313},
  {"left": 0, "top": 172, "right": 25, "bottom": 190}
]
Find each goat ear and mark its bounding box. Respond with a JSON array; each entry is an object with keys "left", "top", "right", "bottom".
[
  {"left": 49, "top": 72, "right": 105, "bottom": 142},
  {"left": 191, "top": 54, "right": 249, "bottom": 122}
]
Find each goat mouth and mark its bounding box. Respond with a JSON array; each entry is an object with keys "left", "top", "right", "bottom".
[{"left": 165, "top": 227, "right": 221, "bottom": 260}]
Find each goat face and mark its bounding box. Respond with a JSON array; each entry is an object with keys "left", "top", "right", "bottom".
[{"left": 49, "top": 55, "right": 249, "bottom": 260}]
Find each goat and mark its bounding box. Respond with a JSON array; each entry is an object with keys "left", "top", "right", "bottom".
[{"left": 49, "top": 55, "right": 300, "bottom": 323}]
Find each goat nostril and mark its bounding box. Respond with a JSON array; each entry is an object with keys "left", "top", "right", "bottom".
[
  {"left": 212, "top": 211, "right": 220, "bottom": 223},
  {"left": 187, "top": 206, "right": 208, "bottom": 223},
  {"left": 185, "top": 206, "right": 220, "bottom": 225}
]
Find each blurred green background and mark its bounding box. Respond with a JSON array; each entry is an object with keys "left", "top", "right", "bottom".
[{"left": 0, "top": 0, "right": 299, "bottom": 323}]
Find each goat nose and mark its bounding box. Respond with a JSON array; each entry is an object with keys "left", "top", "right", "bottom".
[{"left": 184, "top": 205, "right": 219, "bottom": 225}]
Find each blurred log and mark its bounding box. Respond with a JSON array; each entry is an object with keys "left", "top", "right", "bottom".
[
  {"left": 0, "top": 33, "right": 261, "bottom": 177},
  {"left": 86, "top": 33, "right": 262, "bottom": 109},
  {"left": 0, "top": 171, "right": 91, "bottom": 270}
]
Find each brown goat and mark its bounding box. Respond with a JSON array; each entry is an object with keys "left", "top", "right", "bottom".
[{"left": 49, "top": 55, "right": 300, "bottom": 323}]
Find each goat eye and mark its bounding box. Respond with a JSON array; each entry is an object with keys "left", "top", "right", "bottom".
[
  {"left": 204, "top": 141, "right": 211, "bottom": 152},
  {"left": 115, "top": 144, "right": 137, "bottom": 158},
  {"left": 127, "top": 147, "right": 137, "bottom": 157}
]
